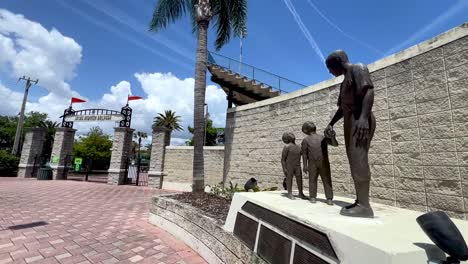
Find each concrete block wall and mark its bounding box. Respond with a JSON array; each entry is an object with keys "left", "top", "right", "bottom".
[
  {"left": 164, "top": 146, "right": 225, "bottom": 186},
  {"left": 224, "top": 24, "right": 468, "bottom": 219}
]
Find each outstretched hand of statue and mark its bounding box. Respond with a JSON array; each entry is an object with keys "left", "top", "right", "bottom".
[
  {"left": 324, "top": 125, "right": 334, "bottom": 138},
  {"left": 353, "top": 117, "right": 369, "bottom": 148}
]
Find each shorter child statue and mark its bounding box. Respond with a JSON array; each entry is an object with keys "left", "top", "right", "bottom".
[
  {"left": 301, "top": 121, "right": 338, "bottom": 205},
  {"left": 281, "top": 132, "right": 306, "bottom": 199}
]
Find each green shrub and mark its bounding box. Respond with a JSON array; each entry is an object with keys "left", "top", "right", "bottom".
[
  {"left": 0, "top": 150, "right": 19, "bottom": 173},
  {"left": 207, "top": 181, "right": 279, "bottom": 200}
]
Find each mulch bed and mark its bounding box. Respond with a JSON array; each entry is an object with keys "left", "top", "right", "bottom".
[{"left": 170, "top": 192, "right": 231, "bottom": 223}]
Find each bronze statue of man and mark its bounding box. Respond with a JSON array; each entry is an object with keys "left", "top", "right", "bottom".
[{"left": 324, "top": 50, "right": 376, "bottom": 218}]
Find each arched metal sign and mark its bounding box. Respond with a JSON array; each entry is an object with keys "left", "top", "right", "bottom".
[{"left": 60, "top": 105, "right": 132, "bottom": 128}]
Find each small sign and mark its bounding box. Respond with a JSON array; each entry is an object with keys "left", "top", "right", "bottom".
[
  {"left": 51, "top": 155, "right": 59, "bottom": 164},
  {"left": 74, "top": 158, "right": 83, "bottom": 165},
  {"left": 65, "top": 114, "right": 124, "bottom": 122}
]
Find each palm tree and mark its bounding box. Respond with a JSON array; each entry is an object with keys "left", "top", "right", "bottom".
[
  {"left": 133, "top": 131, "right": 148, "bottom": 157},
  {"left": 152, "top": 110, "right": 183, "bottom": 146},
  {"left": 150, "top": 0, "right": 247, "bottom": 192}
]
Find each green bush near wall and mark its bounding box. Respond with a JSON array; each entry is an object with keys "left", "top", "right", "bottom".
[{"left": 0, "top": 150, "right": 19, "bottom": 175}]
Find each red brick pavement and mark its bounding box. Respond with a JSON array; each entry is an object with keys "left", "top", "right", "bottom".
[{"left": 0, "top": 178, "right": 206, "bottom": 264}]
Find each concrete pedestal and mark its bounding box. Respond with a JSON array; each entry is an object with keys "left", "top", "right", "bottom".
[
  {"left": 107, "top": 127, "right": 134, "bottom": 185},
  {"left": 17, "top": 128, "right": 47, "bottom": 178},
  {"left": 148, "top": 127, "right": 170, "bottom": 188},
  {"left": 225, "top": 191, "right": 468, "bottom": 264},
  {"left": 50, "top": 127, "right": 76, "bottom": 180}
]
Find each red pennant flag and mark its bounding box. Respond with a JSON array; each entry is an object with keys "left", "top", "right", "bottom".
[
  {"left": 128, "top": 95, "right": 143, "bottom": 101},
  {"left": 71, "top": 97, "right": 86, "bottom": 104}
]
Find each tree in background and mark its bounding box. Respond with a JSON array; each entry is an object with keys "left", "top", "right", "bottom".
[
  {"left": 0, "top": 112, "right": 52, "bottom": 152},
  {"left": 186, "top": 118, "right": 218, "bottom": 146},
  {"left": 150, "top": 0, "right": 247, "bottom": 192},
  {"left": 73, "top": 127, "right": 112, "bottom": 162},
  {"left": 152, "top": 110, "right": 183, "bottom": 146},
  {"left": 0, "top": 116, "right": 17, "bottom": 149},
  {"left": 133, "top": 131, "right": 148, "bottom": 159},
  {"left": 0, "top": 112, "right": 53, "bottom": 175}
]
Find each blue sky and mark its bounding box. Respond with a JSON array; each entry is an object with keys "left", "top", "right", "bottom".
[{"left": 0, "top": 0, "right": 467, "bottom": 143}]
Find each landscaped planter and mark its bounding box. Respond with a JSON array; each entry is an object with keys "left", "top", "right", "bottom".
[{"left": 149, "top": 194, "right": 265, "bottom": 264}]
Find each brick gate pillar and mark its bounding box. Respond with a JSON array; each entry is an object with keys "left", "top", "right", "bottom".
[
  {"left": 148, "top": 127, "right": 170, "bottom": 188},
  {"left": 17, "top": 128, "right": 47, "bottom": 178},
  {"left": 50, "top": 127, "right": 76, "bottom": 180},
  {"left": 107, "top": 127, "right": 134, "bottom": 185}
]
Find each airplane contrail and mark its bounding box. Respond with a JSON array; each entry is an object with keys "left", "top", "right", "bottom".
[
  {"left": 80, "top": 0, "right": 195, "bottom": 63},
  {"left": 386, "top": 0, "right": 468, "bottom": 55},
  {"left": 305, "top": 0, "right": 383, "bottom": 55},
  {"left": 54, "top": 0, "right": 193, "bottom": 71},
  {"left": 283, "top": 0, "right": 325, "bottom": 61}
]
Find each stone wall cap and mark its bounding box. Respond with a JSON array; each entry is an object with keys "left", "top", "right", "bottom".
[
  {"left": 113, "top": 127, "right": 135, "bottom": 132},
  {"left": 166, "top": 146, "right": 225, "bottom": 150},
  {"left": 148, "top": 171, "right": 168, "bottom": 176},
  {"left": 24, "top": 127, "right": 47, "bottom": 133},
  {"left": 229, "top": 22, "right": 468, "bottom": 113},
  {"left": 55, "top": 127, "right": 77, "bottom": 132},
  {"left": 153, "top": 127, "right": 171, "bottom": 133}
]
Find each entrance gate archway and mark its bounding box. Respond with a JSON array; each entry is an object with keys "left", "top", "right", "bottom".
[{"left": 49, "top": 104, "right": 137, "bottom": 185}]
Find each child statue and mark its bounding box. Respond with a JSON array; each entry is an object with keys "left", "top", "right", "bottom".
[
  {"left": 281, "top": 132, "right": 306, "bottom": 199},
  {"left": 301, "top": 121, "right": 338, "bottom": 205}
]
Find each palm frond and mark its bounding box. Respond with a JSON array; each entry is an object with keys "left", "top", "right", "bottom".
[
  {"left": 229, "top": 0, "right": 247, "bottom": 37},
  {"left": 149, "top": 0, "right": 187, "bottom": 32},
  {"left": 211, "top": 0, "right": 231, "bottom": 50},
  {"left": 186, "top": 0, "right": 199, "bottom": 34},
  {"left": 152, "top": 110, "right": 184, "bottom": 131}
]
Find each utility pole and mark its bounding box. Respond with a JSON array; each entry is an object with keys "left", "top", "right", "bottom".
[{"left": 11, "top": 76, "right": 39, "bottom": 156}]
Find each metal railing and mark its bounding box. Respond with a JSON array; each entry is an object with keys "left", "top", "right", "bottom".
[{"left": 208, "top": 51, "right": 307, "bottom": 93}]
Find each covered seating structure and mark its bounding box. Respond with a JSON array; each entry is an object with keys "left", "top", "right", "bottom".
[{"left": 207, "top": 52, "right": 306, "bottom": 108}]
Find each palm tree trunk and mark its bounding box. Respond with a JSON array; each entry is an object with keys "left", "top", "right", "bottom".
[
  {"left": 192, "top": 19, "right": 209, "bottom": 193},
  {"left": 164, "top": 131, "right": 171, "bottom": 147}
]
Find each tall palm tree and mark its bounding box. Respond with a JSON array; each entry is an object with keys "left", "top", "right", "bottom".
[
  {"left": 133, "top": 131, "right": 148, "bottom": 156},
  {"left": 152, "top": 110, "right": 183, "bottom": 146},
  {"left": 150, "top": 0, "right": 247, "bottom": 192}
]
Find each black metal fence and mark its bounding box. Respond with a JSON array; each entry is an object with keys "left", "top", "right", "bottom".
[
  {"left": 31, "top": 155, "right": 48, "bottom": 178},
  {"left": 125, "top": 157, "right": 148, "bottom": 186}
]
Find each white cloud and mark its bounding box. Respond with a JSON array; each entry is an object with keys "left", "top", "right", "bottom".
[
  {"left": 0, "top": 9, "right": 227, "bottom": 144},
  {"left": 0, "top": 9, "right": 82, "bottom": 96},
  {"left": 127, "top": 72, "right": 227, "bottom": 142}
]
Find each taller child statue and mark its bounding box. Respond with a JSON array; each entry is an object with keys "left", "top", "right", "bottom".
[{"left": 324, "top": 50, "right": 376, "bottom": 218}]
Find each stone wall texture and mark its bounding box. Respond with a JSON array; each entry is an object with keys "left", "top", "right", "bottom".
[
  {"left": 17, "top": 128, "right": 46, "bottom": 178},
  {"left": 164, "top": 146, "right": 225, "bottom": 186},
  {"left": 150, "top": 195, "right": 265, "bottom": 264},
  {"left": 224, "top": 24, "right": 468, "bottom": 219},
  {"left": 50, "top": 127, "right": 76, "bottom": 180}
]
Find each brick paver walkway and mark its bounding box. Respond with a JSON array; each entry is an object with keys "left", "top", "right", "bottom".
[{"left": 0, "top": 178, "right": 206, "bottom": 264}]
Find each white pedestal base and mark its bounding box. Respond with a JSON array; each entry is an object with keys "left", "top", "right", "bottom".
[{"left": 224, "top": 191, "right": 468, "bottom": 264}]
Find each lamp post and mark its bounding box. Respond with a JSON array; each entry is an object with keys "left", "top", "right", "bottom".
[
  {"left": 239, "top": 28, "right": 247, "bottom": 74},
  {"left": 204, "top": 103, "right": 208, "bottom": 146}
]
